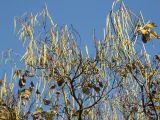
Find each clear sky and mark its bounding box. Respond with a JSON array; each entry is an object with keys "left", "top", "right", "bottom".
[{"left": 0, "top": 0, "right": 160, "bottom": 60}]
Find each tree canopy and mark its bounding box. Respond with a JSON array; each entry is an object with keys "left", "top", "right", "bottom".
[{"left": 0, "top": 1, "right": 160, "bottom": 120}]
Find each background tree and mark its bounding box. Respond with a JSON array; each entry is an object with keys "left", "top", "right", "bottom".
[{"left": 0, "top": 1, "right": 159, "bottom": 120}]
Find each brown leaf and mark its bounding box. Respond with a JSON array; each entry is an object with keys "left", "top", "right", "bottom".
[
  {"left": 43, "top": 98, "right": 51, "bottom": 105},
  {"left": 0, "top": 80, "right": 3, "bottom": 86},
  {"left": 57, "top": 79, "right": 64, "bottom": 86},
  {"left": 36, "top": 89, "right": 41, "bottom": 94},
  {"left": 50, "top": 85, "right": 56, "bottom": 89},
  {"left": 23, "top": 70, "right": 34, "bottom": 77},
  {"left": 30, "top": 81, "right": 34, "bottom": 89},
  {"left": 93, "top": 86, "right": 100, "bottom": 93},
  {"left": 19, "top": 77, "right": 26, "bottom": 88},
  {"left": 82, "top": 87, "right": 90, "bottom": 95},
  {"left": 98, "top": 80, "right": 103, "bottom": 88},
  {"left": 142, "top": 34, "right": 150, "bottom": 43},
  {"left": 155, "top": 55, "right": 160, "bottom": 61},
  {"left": 56, "top": 91, "right": 61, "bottom": 95}
]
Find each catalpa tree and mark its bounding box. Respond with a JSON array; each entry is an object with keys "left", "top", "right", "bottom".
[{"left": 0, "top": 1, "right": 159, "bottom": 120}]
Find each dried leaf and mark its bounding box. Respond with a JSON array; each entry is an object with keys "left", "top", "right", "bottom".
[
  {"left": 57, "top": 79, "right": 64, "bottom": 86},
  {"left": 43, "top": 98, "right": 51, "bottom": 105},
  {"left": 19, "top": 77, "right": 26, "bottom": 88},
  {"left": 0, "top": 80, "right": 3, "bottom": 86},
  {"left": 36, "top": 89, "right": 41, "bottom": 94},
  {"left": 30, "top": 81, "right": 34, "bottom": 89},
  {"left": 82, "top": 87, "right": 90, "bottom": 95},
  {"left": 56, "top": 91, "right": 61, "bottom": 95},
  {"left": 142, "top": 34, "right": 150, "bottom": 43},
  {"left": 93, "top": 86, "right": 100, "bottom": 93},
  {"left": 50, "top": 85, "right": 56, "bottom": 89}
]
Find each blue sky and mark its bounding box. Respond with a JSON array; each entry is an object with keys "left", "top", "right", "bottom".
[{"left": 0, "top": 0, "right": 160, "bottom": 63}]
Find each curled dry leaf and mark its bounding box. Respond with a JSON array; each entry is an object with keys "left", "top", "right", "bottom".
[
  {"left": 19, "top": 77, "right": 26, "bottom": 88},
  {"left": 57, "top": 79, "right": 65, "bottom": 86},
  {"left": 56, "top": 91, "right": 61, "bottom": 95},
  {"left": 155, "top": 55, "right": 160, "bottom": 61},
  {"left": 50, "top": 85, "right": 56, "bottom": 89},
  {"left": 36, "top": 89, "right": 41, "bottom": 94},
  {"left": 23, "top": 70, "right": 34, "bottom": 77},
  {"left": 93, "top": 86, "right": 100, "bottom": 93},
  {"left": 43, "top": 98, "right": 51, "bottom": 105},
  {"left": 82, "top": 87, "right": 90, "bottom": 95},
  {"left": 30, "top": 81, "right": 34, "bottom": 89},
  {"left": 142, "top": 34, "right": 150, "bottom": 43}
]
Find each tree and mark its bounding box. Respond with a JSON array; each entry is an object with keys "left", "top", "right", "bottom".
[{"left": 0, "top": 1, "right": 159, "bottom": 120}]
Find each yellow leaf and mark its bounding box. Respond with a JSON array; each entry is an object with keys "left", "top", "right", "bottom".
[
  {"left": 137, "top": 26, "right": 149, "bottom": 34},
  {"left": 36, "top": 106, "right": 43, "bottom": 112},
  {"left": 149, "top": 30, "right": 159, "bottom": 39},
  {"left": 20, "top": 88, "right": 32, "bottom": 95},
  {"left": 144, "top": 22, "right": 157, "bottom": 28}
]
